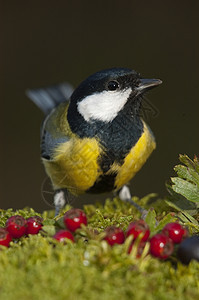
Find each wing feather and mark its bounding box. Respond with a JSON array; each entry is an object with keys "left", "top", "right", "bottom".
[{"left": 26, "top": 82, "right": 74, "bottom": 115}]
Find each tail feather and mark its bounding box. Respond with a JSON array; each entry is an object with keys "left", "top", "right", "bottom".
[{"left": 26, "top": 82, "right": 74, "bottom": 115}]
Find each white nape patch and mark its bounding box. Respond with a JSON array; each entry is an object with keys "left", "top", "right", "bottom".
[{"left": 77, "top": 88, "right": 132, "bottom": 122}]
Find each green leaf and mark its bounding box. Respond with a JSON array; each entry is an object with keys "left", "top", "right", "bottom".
[
  {"left": 177, "top": 211, "right": 198, "bottom": 225},
  {"left": 187, "top": 168, "right": 199, "bottom": 188},
  {"left": 179, "top": 154, "right": 199, "bottom": 177},
  {"left": 155, "top": 214, "right": 177, "bottom": 232},
  {"left": 165, "top": 197, "right": 198, "bottom": 216},
  {"left": 174, "top": 165, "right": 199, "bottom": 188},
  {"left": 193, "top": 155, "right": 199, "bottom": 173},
  {"left": 42, "top": 219, "right": 55, "bottom": 226},
  {"left": 55, "top": 216, "right": 65, "bottom": 229},
  {"left": 171, "top": 177, "right": 199, "bottom": 203},
  {"left": 166, "top": 184, "right": 198, "bottom": 215},
  {"left": 42, "top": 225, "right": 56, "bottom": 236},
  {"left": 146, "top": 210, "right": 177, "bottom": 235},
  {"left": 145, "top": 209, "right": 157, "bottom": 233},
  {"left": 179, "top": 154, "right": 195, "bottom": 169}
]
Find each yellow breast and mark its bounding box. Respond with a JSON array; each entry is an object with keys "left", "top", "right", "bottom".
[
  {"left": 42, "top": 137, "right": 103, "bottom": 195},
  {"left": 113, "top": 121, "right": 156, "bottom": 189}
]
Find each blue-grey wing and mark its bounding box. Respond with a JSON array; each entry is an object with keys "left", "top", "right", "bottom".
[
  {"left": 26, "top": 82, "right": 74, "bottom": 115},
  {"left": 26, "top": 83, "right": 74, "bottom": 160},
  {"left": 41, "top": 129, "right": 69, "bottom": 160}
]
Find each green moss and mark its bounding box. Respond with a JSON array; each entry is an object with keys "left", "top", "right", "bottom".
[{"left": 0, "top": 195, "right": 199, "bottom": 300}]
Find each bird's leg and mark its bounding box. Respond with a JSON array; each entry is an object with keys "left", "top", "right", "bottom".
[
  {"left": 54, "top": 189, "right": 66, "bottom": 216},
  {"left": 118, "top": 185, "right": 148, "bottom": 219}
]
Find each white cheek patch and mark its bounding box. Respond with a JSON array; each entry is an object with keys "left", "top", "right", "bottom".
[{"left": 77, "top": 88, "right": 132, "bottom": 122}]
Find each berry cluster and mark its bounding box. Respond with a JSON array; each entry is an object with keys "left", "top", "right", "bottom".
[
  {"left": 0, "top": 215, "right": 43, "bottom": 247},
  {"left": 105, "top": 220, "right": 188, "bottom": 260},
  {"left": 53, "top": 209, "right": 189, "bottom": 261},
  {"left": 103, "top": 218, "right": 198, "bottom": 264},
  {"left": 1, "top": 209, "right": 196, "bottom": 265}
]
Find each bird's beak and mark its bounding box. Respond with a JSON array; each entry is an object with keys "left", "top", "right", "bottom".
[{"left": 136, "top": 78, "right": 162, "bottom": 93}]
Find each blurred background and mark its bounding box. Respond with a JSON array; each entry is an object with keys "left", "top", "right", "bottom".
[{"left": 1, "top": 1, "right": 199, "bottom": 211}]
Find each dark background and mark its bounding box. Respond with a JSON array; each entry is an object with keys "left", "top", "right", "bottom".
[{"left": 1, "top": 1, "right": 199, "bottom": 211}]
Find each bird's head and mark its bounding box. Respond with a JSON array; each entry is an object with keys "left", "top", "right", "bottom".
[{"left": 70, "top": 68, "right": 162, "bottom": 123}]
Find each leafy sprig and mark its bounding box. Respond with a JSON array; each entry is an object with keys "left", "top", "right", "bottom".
[{"left": 166, "top": 154, "right": 199, "bottom": 233}]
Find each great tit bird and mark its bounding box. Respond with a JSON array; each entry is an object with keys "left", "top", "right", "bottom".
[{"left": 27, "top": 68, "right": 162, "bottom": 214}]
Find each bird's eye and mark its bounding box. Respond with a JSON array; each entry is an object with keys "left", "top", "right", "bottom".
[{"left": 107, "top": 80, "right": 119, "bottom": 91}]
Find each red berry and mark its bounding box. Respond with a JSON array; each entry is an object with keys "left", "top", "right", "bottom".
[
  {"left": 126, "top": 220, "right": 150, "bottom": 242},
  {"left": 0, "top": 228, "right": 12, "bottom": 247},
  {"left": 53, "top": 230, "right": 74, "bottom": 243},
  {"left": 6, "top": 215, "right": 27, "bottom": 238},
  {"left": 128, "top": 240, "right": 147, "bottom": 257},
  {"left": 26, "top": 216, "right": 43, "bottom": 235},
  {"left": 63, "top": 208, "right": 87, "bottom": 232},
  {"left": 104, "top": 226, "right": 125, "bottom": 246},
  {"left": 150, "top": 233, "right": 174, "bottom": 259},
  {"left": 162, "top": 222, "right": 188, "bottom": 244}
]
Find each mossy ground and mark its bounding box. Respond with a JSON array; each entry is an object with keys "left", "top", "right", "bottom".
[{"left": 0, "top": 196, "right": 199, "bottom": 300}]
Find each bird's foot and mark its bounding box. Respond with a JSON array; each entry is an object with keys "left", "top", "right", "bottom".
[{"left": 54, "top": 190, "right": 66, "bottom": 216}]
